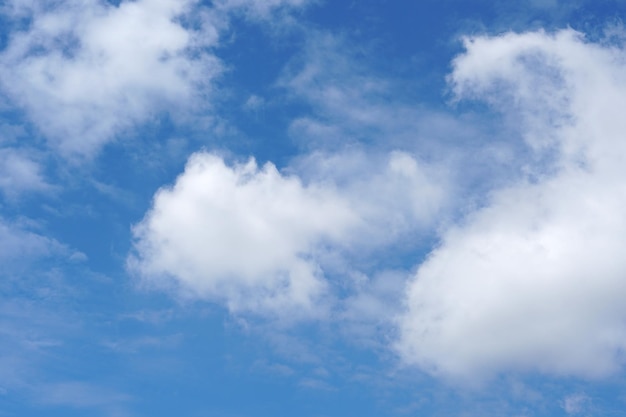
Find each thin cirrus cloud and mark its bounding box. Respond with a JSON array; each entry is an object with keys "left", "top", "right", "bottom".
[{"left": 397, "top": 29, "right": 626, "bottom": 381}]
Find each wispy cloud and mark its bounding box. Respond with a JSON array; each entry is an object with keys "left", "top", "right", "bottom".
[
  {"left": 561, "top": 392, "right": 591, "bottom": 415},
  {"left": 0, "top": 218, "right": 67, "bottom": 264},
  {"left": 0, "top": 148, "right": 52, "bottom": 198}
]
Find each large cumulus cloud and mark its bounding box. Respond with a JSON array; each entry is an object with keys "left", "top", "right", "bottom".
[
  {"left": 129, "top": 150, "right": 447, "bottom": 319},
  {"left": 397, "top": 29, "right": 626, "bottom": 380}
]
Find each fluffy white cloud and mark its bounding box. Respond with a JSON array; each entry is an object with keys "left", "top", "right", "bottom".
[
  {"left": 397, "top": 29, "right": 626, "bottom": 380},
  {"left": 129, "top": 153, "right": 355, "bottom": 317},
  {"left": 0, "top": 0, "right": 221, "bottom": 157},
  {"left": 0, "top": 0, "right": 308, "bottom": 158},
  {"left": 129, "top": 150, "right": 447, "bottom": 318}
]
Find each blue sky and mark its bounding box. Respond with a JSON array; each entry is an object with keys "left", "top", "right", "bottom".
[{"left": 3, "top": 0, "right": 626, "bottom": 416}]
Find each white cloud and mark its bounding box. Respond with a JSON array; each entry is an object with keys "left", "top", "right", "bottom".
[
  {"left": 0, "top": 0, "right": 221, "bottom": 157},
  {"left": 0, "top": 0, "right": 307, "bottom": 159},
  {"left": 129, "top": 31, "right": 452, "bottom": 322},
  {"left": 0, "top": 148, "right": 51, "bottom": 197},
  {"left": 128, "top": 152, "right": 356, "bottom": 318},
  {"left": 397, "top": 29, "right": 626, "bottom": 380},
  {"left": 129, "top": 150, "right": 447, "bottom": 318}
]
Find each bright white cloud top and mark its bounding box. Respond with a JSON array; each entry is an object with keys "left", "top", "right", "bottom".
[{"left": 397, "top": 29, "right": 626, "bottom": 380}]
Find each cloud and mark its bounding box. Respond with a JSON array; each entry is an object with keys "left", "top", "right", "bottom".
[
  {"left": 279, "top": 32, "right": 419, "bottom": 150},
  {"left": 0, "top": 0, "right": 222, "bottom": 157},
  {"left": 129, "top": 31, "right": 452, "bottom": 324},
  {"left": 561, "top": 393, "right": 591, "bottom": 415},
  {"left": 397, "top": 29, "right": 626, "bottom": 380},
  {"left": 0, "top": 0, "right": 308, "bottom": 159},
  {"left": 291, "top": 149, "right": 447, "bottom": 240},
  {"left": 0, "top": 218, "right": 66, "bottom": 264},
  {"left": 129, "top": 149, "right": 447, "bottom": 319},
  {"left": 243, "top": 94, "right": 265, "bottom": 112},
  {"left": 337, "top": 269, "right": 408, "bottom": 347},
  {"left": 129, "top": 152, "right": 356, "bottom": 318},
  {"left": 278, "top": 31, "right": 514, "bottom": 199},
  {"left": 0, "top": 148, "right": 51, "bottom": 197}
]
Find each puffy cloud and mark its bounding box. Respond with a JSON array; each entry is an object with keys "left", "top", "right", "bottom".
[
  {"left": 0, "top": 0, "right": 221, "bottom": 157},
  {"left": 0, "top": 0, "right": 308, "bottom": 158},
  {"left": 397, "top": 29, "right": 626, "bottom": 380},
  {"left": 129, "top": 150, "right": 447, "bottom": 318},
  {"left": 129, "top": 152, "right": 356, "bottom": 318},
  {"left": 0, "top": 0, "right": 314, "bottom": 157}
]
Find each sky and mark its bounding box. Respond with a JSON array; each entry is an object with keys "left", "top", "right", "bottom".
[{"left": 3, "top": 0, "right": 626, "bottom": 416}]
